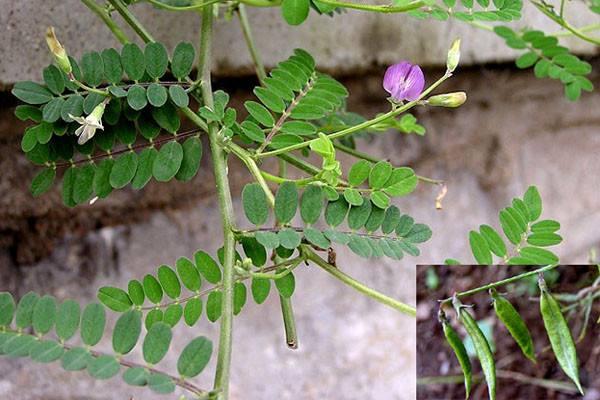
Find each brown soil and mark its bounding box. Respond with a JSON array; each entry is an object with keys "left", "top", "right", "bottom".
[{"left": 417, "top": 265, "right": 600, "bottom": 400}]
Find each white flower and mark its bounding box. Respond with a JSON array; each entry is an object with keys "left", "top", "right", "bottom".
[{"left": 68, "top": 100, "right": 107, "bottom": 145}]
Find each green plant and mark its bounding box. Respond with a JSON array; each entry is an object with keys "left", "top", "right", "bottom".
[{"left": 2, "top": 0, "right": 596, "bottom": 398}]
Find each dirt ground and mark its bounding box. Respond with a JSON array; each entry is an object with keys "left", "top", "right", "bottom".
[{"left": 417, "top": 265, "right": 600, "bottom": 400}]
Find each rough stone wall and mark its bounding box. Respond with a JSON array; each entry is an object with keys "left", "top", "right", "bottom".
[{"left": 1, "top": 2, "right": 600, "bottom": 399}]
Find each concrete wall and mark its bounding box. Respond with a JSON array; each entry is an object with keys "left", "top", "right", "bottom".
[
  {"left": 1, "top": 1, "right": 598, "bottom": 83},
  {"left": 0, "top": 2, "right": 599, "bottom": 400}
]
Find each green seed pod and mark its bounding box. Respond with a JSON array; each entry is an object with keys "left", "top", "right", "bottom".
[
  {"left": 454, "top": 297, "right": 496, "bottom": 400},
  {"left": 491, "top": 290, "right": 536, "bottom": 363},
  {"left": 539, "top": 279, "right": 584, "bottom": 395},
  {"left": 442, "top": 320, "right": 472, "bottom": 399}
]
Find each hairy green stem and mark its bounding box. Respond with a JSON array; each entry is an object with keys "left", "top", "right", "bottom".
[
  {"left": 144, "top": 0, "right": 221, "bottom": 11},
  {"left": 303, "top": 246, "right": 416, "bottom": 317},
  {"left": 107, "top": 0, "right": 155, "bottom": 43},
  {"left": 314, "top": 0, "right": 424, "bottom": 13},
  {"left": 195, "top": 8, "right": 236, "bottom": 398},
  {"left": 440, "top": 265, "right": 560, "bottom": 304},
  {"left": 81, "top": 0, "right": 130, "bottom": 44},
  {"left": 227, "top": 141, "right": 275, "bottom": 205},
  {"left": 531, "top": 1, "right": 600, "bottom": 45},
  {"left": 237, "top": 4, "right": 267, "bottom": 84},
  {"left": 256, "top": 72, "right": 451, "bottom": 159}
]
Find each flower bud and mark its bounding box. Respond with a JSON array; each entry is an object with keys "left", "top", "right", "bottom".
[
  {"left": 427, "top": 92, "right": 467, "bottom": 108},
  {"left": 89, "top": 100, "right": 108, "bottom": 121},
  {"left": 45, "top": 27, "right": 72, "bottom": 75},
  {"left": 446, "top": 38, "right": 461, "bottom": 73}
]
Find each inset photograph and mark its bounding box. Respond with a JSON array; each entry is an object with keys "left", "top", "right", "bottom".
[{"left": 417, "top": 265, "right": 599, "bottom": 400}]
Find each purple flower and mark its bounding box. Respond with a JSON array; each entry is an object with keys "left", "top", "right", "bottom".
[{"left": 383, "top": 62, "right": 425, "bottom": 102}]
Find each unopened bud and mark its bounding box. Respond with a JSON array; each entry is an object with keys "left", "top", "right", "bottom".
[
  {"left": 427, "top": 92, "right": 466, "bottom": 108},
  {"left": 45, "top": 27, "right": 72, "bottom": 75},
  {"left": 446, "top": 38, "right": 461, "bottom": 73}
]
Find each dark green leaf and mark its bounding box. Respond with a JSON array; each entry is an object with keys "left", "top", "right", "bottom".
[
  {"left": 164, "top": 304, "right": 183, "bottom": 327},
  {"left": 110, "top": 152, "right": 138, "bottom": 189},
  {"left": 101, "top": 48, "right": 123, "bottom": 84},
  {"left": 244, "top": 101, "right": 275, "bottom": 127},
  {"left": 80, "top": 303, "right": 106, "bottom": 346},
  {"left": 32, "top": 296, "right": 57, "bottom": 335},
  {"left": 127, "top": 85, "right": 148, "bottom": 111},
  {"left": 112, "top": 310, "right": 142, "bottom": 355},
  {"left": 146, "top": 83, "right": 168, "bottom": 107},
  {"left": 153, "top": 141, "right": 183, "bottom": 182},
  {"left": 255, "top": 231, "right": 280, "bottom": 249},
  {"left": 177, "top": 336, "right": 213, "bottom": 378},
  {"left": 348, "top": 199, "right": 372, "bottom": 230},
  {"left": 143, "top": 275, "right": 164, "bottom": 304},
  {"left": 123, "top": 367, "right": 149, "bottom": 386},
  {"left": 275, "top": 181, "right": 298, "bottom": 224},
  {"left": 275, "top": 272, "right": 295, "bottom": 298},
  {"left": 300, "top": 184, "right": 323, "bottom": 224},
  {"left": 42, "top": 97, "right": 64, "bottom": 123},
  {"left": 88, "top": 355, "right": 120, "bottom": 379},
  {"left": 206, "top": 291, "right": 222, "bottom": 322},
  {"left": 242, "top": 183, "right": 269, "bottom": 226},
  {"left": 121, "top": 43, "right": 145, "bottom": 81},
  {"left": 523, "top": 186, "right": 542, "bottom": 221},
  {"left": 343, "top": 188, "right": 364, "bottom": 206},
  {"left": 12, "top": 81, "right": 53, "bottom": 105},
  {"left": 169, "top": 85, "right": 189, "bottom": 108},
  {"left": 152, "top": 102, "right": 180, "bottom": 133},
  {"left": 145, "top": 309, "right": 164, "bottom": 330},
  {"left": 234, "top": 282, "right": 247, "bottom": 315},
  {"left": 157, "top": 265, "right": 181, "bottom": 299},
  {"left": 325, "top": 197, "right": 349, "bottom": 227},
  {"left": 194, "top": 250, "right": 222, "bottom": 284},
  {"left": 131, "top": 147, "right": 157, "bottom": 190},
  {"left": 97, "top": 286, "right": 132, "bottom": 312},
  {"left": 43, "top": 65, "right": 65, "bottom": 95},
  {"left": 479, "top": 224, "right": 507, "bottom": 257},
  {"left": 304, "top": 227, "right": 330, "bottom": 249},
  {"left": 469, "top": 231, "right": 493, "bottom": 264},
  {"left": 15, "top": 292, "right": 39, "bottom": 329},
  {"left": 127, "top": 280, "right": 145, "bottom": 306},
  {"left": 72, "top": 164, "right": 95, "bottom": 204},
  {"left": 93, "top": 159, "right": 114, "bottom": 198},
  {"left": 184, "top": 298, "right": 202, "bottom": 326},
  {"left": 175, "top": 137, "right": 202, "bottom": 181},
  {"left": 80, "top": 52, "right": 104, "bottom": 87},
  {"left": 176, "top": 257, "right": 201, "bottom": 292},
  {"left": 171, "top": 42, "right": 195, "bottom": 80},
  {"left": 31, "top": 168, "right": 56, "bottom": 197},
  {"left": 148, "top": 373, "right": 175, "bottom": 394},
  {"left": 55, "top": 299, "right": 80, "bottom": 341},
  {"left": 61, "top": 347, "right": 92, "bottom": 371},
  {"left": 144, "top": 42, "right": 169, "bottom": 79},
  {"left": 0, "top": 292, "right": 16, "bottom": 327},
  {"left": 251, "top": 278, "right": 271, "bottom": 304},
  {"left": 241, "top": 237, "right": 267, "bottom": 267}
]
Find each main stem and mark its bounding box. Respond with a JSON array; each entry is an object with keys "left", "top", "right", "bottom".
[{"left": 198, "top": 8, "right": 236, "bottom": 399}]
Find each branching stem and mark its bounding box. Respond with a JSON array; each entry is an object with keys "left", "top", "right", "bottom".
[{"left": 302, "top": 246, "right": 416, "bottom": 316}]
